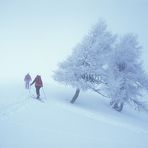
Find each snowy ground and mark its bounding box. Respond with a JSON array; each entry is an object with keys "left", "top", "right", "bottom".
[{"left": 0, "top": 81, "right": 148, "bottom": 148}]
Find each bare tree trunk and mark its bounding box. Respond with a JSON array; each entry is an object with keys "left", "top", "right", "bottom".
[
  {"left": 70, "top": 88, "right": 80, "bottom": 104},
  {"left": 113, "top": 102, "right": 124, "bottom": 112},
  {"left": 110, "top": 100, "right": 124, "bottom": 112},
  {"left": 117, "top": 103, "right": 124, "bottom": 112}
]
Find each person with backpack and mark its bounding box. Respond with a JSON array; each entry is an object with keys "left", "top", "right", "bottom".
[
  {"left": 30, "top": 75, "right": 43, "bottom": 99},
  {"left": 24, "top": 73, "right": 32, "bottom": 89}
]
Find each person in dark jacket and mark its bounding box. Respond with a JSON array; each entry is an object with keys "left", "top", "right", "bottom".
[{"left": 30, "top": 75, "right": 43, "bottom": 99}]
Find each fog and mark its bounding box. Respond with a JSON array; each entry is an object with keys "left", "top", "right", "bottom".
[{"left": 0, "top": 0, "right": 148, "bottom": 83}]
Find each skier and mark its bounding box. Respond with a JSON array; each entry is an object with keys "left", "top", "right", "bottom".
[
  {"left": 24, "top": 73, "right": 32, "bottom": 89},
  {"left": 30, "top": 75, "right": 43, "bottom": 99}
]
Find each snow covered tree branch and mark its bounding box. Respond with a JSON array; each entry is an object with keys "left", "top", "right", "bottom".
[{"left": 105, "top": 34, "right": 148, "bottom": 111}]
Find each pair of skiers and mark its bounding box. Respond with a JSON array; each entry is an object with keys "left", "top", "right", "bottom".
[{"left": 24, "top": 73, "right": 43, "bottom": 99}]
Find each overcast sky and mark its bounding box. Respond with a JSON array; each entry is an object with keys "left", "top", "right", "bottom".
[{"left": 0, "top": 0, "right": 148, "bottom": 82}]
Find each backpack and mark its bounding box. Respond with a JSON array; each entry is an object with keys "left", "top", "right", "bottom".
[{"left": 35, "top": 76, "right": 43, "bottom": 87}]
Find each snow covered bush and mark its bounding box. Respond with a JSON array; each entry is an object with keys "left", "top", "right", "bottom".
[
  {"left": 106, "top": 34, "right": 148, "bottom": 111},
  {"left": 54, "top": 20, "right": 116, "bottom": 103}
]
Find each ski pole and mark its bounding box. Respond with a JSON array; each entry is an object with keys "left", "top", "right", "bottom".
[
  {"left": 29, "top": 85, "right": 36, "bottom": 98},
  {"left": 42, "top": 87, "right": 47, "bottom": 100}
]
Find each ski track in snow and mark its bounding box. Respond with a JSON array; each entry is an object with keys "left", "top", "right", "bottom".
[
  {"left": 0, "top": 84, "right": 148, "bottom": 148},
  {"left": 0, "top": 97, "right": 30, "bottom": 120},
  {"left": 0, "top": 88, "right": 32, "bottom": 120},
  {"left": 1, "top": 91, "right": 147, "bottom": 135}
]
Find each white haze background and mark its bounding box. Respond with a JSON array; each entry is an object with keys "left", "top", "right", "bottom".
[
  {"left": 0, "top": 0, "right": 148, "bottom": 82},
  {"left": 0, "top": 1, "right": 148, "bottom": 148}
]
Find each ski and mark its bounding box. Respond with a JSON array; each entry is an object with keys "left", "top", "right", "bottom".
[{"left": 30, "top": 96, "right": 45, "bottom": 103}]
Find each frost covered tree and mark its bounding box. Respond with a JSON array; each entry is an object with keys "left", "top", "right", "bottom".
[
  {"left": 54, "top": 21, "right": 148, "bottom": 112},
  {"left": 106, "top": 34, "right": 148, "bottom": 112},
  {"left": 54, "top": 20, "right": 115, "bottom": 103}
]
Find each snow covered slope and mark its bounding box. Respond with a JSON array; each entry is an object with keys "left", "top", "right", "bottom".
[{"left": 0, "top": 82, "right": 148, "bottom": 148}]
